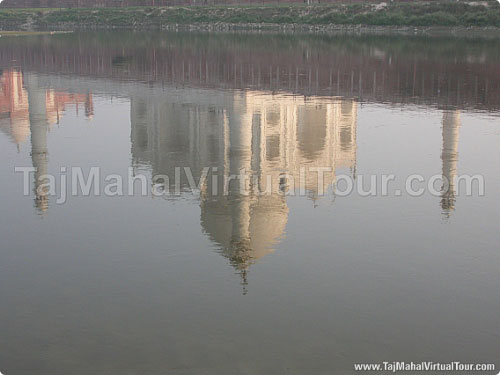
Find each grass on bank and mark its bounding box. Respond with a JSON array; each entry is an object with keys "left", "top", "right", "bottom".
[{"left": 0, "top": 1, "right": 499, "bottom": 28}]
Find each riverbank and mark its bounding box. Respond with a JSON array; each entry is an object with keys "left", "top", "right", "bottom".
[{"left": 0, "top": 1, "right": 499, "bottom": 32}]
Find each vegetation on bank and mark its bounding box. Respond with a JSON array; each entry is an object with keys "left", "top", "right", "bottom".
[{"left": 0, "top": 1, "right": 499, "bottom": 30}]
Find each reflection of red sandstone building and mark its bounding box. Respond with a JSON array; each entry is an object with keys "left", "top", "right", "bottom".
[
  {"left": 0, "top": 70, "right": 30, "bottom": 145},
  {"left": 0, "top": 70, "right": 94, "bottom": 146},
  {"left": 45, "top": 91, "right": 95, "bottom": 125}
]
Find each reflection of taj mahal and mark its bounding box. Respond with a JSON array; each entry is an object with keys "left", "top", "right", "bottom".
[
  {"left": 130, "top": 90, "right": 463, "bottom": 281},
  {"left": 0, "top": 68, "right": 463, "bottom": 286},
  {"left": 131, "top": 91, "right": 358, "bottom": 287}
]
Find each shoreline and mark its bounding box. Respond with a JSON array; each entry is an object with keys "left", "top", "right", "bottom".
[
  {"left": 119, "top": 22, "right": 500, "bottom": 37},
  {"left": 3, "top": 23, "right": 500, "bottom": 39},
  {"left": 0, "top": 30, "right": 72, "bottom": 36}
]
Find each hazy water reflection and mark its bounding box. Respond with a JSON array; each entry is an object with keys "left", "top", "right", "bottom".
[{"left": 0, "top": 32, "right": 499, "bottom": 375}]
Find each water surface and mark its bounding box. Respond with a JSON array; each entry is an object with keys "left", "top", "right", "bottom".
[{"left": 0, "top": 32, "right": 499, "bottom": 375}]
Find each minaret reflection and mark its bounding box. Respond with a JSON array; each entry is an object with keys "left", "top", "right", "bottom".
[
  {"left": 131, "top": 91, "right": 357, "bottom": 291},
  {"left": 441, "top": 110, "right": 461, "bottom": 217},
  {"left": 25, "top": 74, "right": 50, "bottom": 213}
]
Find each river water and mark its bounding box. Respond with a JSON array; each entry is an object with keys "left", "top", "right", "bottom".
[{"left": 0, "top": 31, "right": 499, "bottom": 374}]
